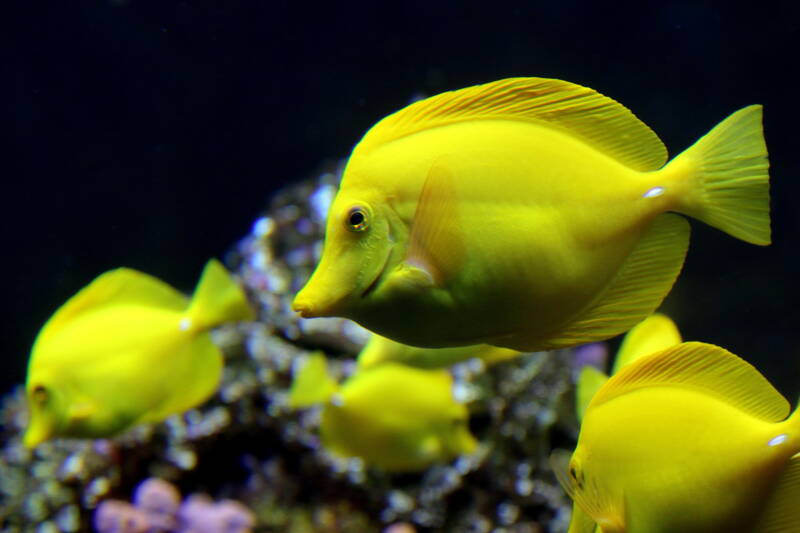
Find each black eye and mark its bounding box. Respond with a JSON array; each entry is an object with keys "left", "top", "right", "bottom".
[
  {"left": 346, "top": 207, "right": 369, "bottom": 232},
  {"left": 31, "top": 385, "right": 48, "bottom": 404},
  {"left": 569, "top": 466, "right": 577, "bottom": 479}
]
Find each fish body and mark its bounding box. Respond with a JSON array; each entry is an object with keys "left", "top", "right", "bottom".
[
  {"left": 293, "top": 77, "right": 770, "bottom": 351},
  {"left": 558, "top": 342, "right": 800, "bottom": 532},
  {"left": 356, "top": 333, "right": 520, "bottom": 370},
  {"left": 24, "top": 259, "right": 254, "bottom": 447},
  {"left": 289, "top": 353, "right": 477, "bottom": 472}
]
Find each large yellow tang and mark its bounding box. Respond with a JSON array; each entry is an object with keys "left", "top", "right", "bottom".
[
  {"left": 24, "top": 259, "right": 254, "bottom": 447},
  {"left": 293, "top": 77, "right": 770, "bottom": 351},
  {"left": 289, "top": 353, "right": 477, "bottom": 472},
  {"left": 556, "top": 342, "right": 800, "bottom": 533}
]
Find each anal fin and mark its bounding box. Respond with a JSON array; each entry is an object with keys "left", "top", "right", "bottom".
[
  {"left": 753, "top": 454, "right": 800, "bottom": 532},
  {"left": 541, "top": 213, "right": 690, "bottom": 350}
]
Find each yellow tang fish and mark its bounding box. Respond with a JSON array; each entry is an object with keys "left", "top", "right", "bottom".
[
  {"left": 555, "top": 342, "right": 800, "bottom": 533},
  {"left": 289, "top": 353, "right": 477, "bottom": 472},
  {"left": 293, "top": 77, "right": 770, "bottom": 351},
  {"left": 575, "top": 313, "right": 682, "bottom": 421},
  {"left": 24, "top": 259, "right": 254, "bottom": 447},
  {"left": 356, "top": 332, "right": 520, "bottom": 370}
]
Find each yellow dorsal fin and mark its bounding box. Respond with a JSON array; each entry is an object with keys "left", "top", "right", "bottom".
[
  {"left": 39, "top": 268, "right": 189, "bottom": 344},
  {"left": 591, "top": 342, "right": 789, "bottom": 422},
  {"left": 753, "top": 454, "right": 800, "bottom": 532},
  {"left": 537, "top": 213, "right": 689, "bottom": 351},
  {"left": 406, "top": 163, "right": 465, "bottom": 284},
  {"left": 612, "top": 313, "right": 682, "bottom": 373},
  {"left": 356, "top": 77, "right": 667, "bottom": 172}
]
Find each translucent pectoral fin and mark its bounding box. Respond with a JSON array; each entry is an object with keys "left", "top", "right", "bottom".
[{"left": 407, "top": 164, "right": 465, "bottom": 286}]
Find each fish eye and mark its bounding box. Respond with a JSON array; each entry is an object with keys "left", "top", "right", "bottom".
[
  {"left": 345, "top": 206, "right": 369, "bottom": 232},
  {"left": 31, "top": 385, "right": 49, "bottom": 404}
]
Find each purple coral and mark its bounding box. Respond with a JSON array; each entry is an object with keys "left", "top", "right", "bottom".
[
  {"left": 572, "top": 342, "right": 608, "bottom": 375},
  {"left": 94, "top": 500, "right": 149, "bottom": 533},
  {"left": 93, "top": 478, "right": 254, "bottom": 533},
  {"left": 177, "top": 494, "right": 255, "bottom": 533},
  {"left": 133, "top": 478, "right": 181, "bottom": 531}
]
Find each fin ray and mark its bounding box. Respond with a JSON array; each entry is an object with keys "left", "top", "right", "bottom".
[
  {"left": 358, "top": 77, "right": 667, "bottom": 171},
  {"left": 669, "top": 105, "right": 771, "bottom": 245},
  {"left": 591, "top": 341, "right": 789, "bottom": 422}
]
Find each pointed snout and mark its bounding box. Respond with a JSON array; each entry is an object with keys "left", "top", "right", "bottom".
[
  {"left": 23, "top": 416, "right": 55, "bottom": 448},
  {"left": 291, "top": 295, "right": 318, "bottom": 318},
  {"left": 292, "top": 279, "right": 348, "bottom": 319}
]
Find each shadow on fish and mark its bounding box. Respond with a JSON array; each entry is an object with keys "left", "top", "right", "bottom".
[{"left": 293, "top": 77, "right": 770, "bottom": 351}]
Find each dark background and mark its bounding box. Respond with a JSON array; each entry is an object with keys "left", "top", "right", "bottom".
[{"left": 4, "top": 2, "right": 799, "bottom": 398}]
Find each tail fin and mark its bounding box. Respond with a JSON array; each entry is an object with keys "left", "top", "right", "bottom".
[
  {"left": 187, "top": 259, "right": 255, "bottom": 330},
  {"left": 288, "top": 352, "right": 339, "bottom": 408},
  {"left": 667, "top": 105, "right": 770, "bottom": 245}
]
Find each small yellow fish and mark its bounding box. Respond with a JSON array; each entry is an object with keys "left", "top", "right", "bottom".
[
  {"left": 24, "top": 259, "right": 254, "bottom": 447},
  {"left": 356, "top": 333, "right": 520, "bottom": 370},
  {"left": 293, "top": 77, "right": 770, "bottom": 351},
  {"left": 556, "top": 342, "right": 800, "bottom": 532},
  {"left": 289, "top": 353, "right": 477, "bottom": 472},
  {"left": 575, "top": 313, "right": 682, "bottom": 421}
]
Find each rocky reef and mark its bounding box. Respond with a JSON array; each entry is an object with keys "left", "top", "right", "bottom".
[{"left": 0, "top": 164, "right": 578, "bottom": 532}]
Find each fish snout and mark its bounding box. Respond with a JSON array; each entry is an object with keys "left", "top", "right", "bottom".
[{"left": 292, "top": 297, "right": 318, "bottom": 318}]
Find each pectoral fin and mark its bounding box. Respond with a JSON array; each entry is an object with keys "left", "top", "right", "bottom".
[{"left": 406, "top": 164, "right": 465, "bottom": 285}]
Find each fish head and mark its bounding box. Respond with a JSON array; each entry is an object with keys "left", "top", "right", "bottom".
[
  {"left": 293, "top": 189, "right": 401, "bottom": 318},
  {"left": 23, "top": 380, "right": 67, "bottom": 447}
]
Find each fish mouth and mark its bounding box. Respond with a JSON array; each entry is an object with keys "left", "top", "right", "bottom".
[{"left": 361, "top": 248, "right": 393, "bottom": 299}]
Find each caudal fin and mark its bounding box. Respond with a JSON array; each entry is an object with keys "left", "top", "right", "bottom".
[
  {"left": 668, "top": 105, "right": 770, "bottom": 245},
  {"left": 187, "top": 259, "right": 255, "bottom": 330},
  {"left": 288, "top": 352, "right": 339, "bottom": 408}
]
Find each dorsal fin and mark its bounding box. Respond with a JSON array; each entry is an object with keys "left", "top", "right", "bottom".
[
  {"left": 590, "top": 342, "right": 789, "bottom": 422},
  {"left": 356, "top": 77, "right": 667, "bottom": 172},
  {"left": 612, "top": 313, "right": 682, "bottom": 373},
  {"left": 38, "top": 268, "right": 189, "bottom": 344}
]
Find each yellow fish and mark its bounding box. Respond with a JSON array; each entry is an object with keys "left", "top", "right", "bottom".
[
  {"left": 293, "top": 77, "right": 770, "bottom": 351},
  {"left": 556, "top": 342, "right": 800, "bottom": 533},
  {"left": 24, "top": 259, "right": 254, "bottom": 447},
  {"left": 356, "top": 333, "right": 519, "bottom": 370},
  {"left": 289, "top": 353, "right": 477, "bottom": 472},
  {"left": 575, "top": 313, "right": 682, "bottom": 421}
]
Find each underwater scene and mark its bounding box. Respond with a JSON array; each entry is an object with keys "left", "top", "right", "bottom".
[{"left": 5, "top": 3, "right": 800, "bottom": 532}]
